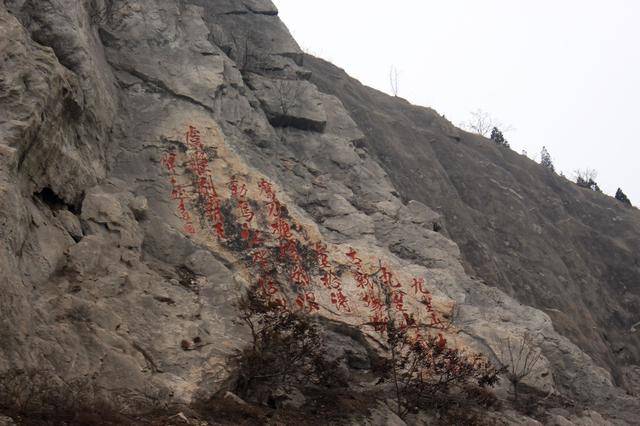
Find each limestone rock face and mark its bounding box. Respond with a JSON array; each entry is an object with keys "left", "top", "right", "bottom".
[
  {"left": 0, "top": 0, "right": 639, "bottom": 424},
  {"left": 245, "top": 73, "right": 327, "bottom": 132},
  {"left": 306, "top": 54, "right": 640, "bottom": 393}
]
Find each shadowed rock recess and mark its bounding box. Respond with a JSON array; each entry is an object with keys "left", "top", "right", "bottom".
[{"left": 0, "top": 0, "right": 638, "bottom": 424}]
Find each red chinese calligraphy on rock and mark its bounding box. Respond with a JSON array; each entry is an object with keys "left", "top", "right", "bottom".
[
  {"left": 258, "top": 276, "right": 278, "bottom": 296},
  {"left": 412, "top": 277, "right": 429, "bottom": 295},
  {"left": 186, "top": 125, "right": 203, "bottom": 150},
  {"left": 162, "top": 150, "right": 196, "bottom": 235},
  {"left": 239, "top": 200, "right": 254, "bottom": 223},
  {"left": 296, "top": 291, "right": 319, "bottom": 313},
  {"left": 162, "top": 126, "right": 450, "bottom": 349},
  {"left": 183, "top": 125, "right": 227, "bottom": 240},
  {"left": 314, "top": 242, "right": 330, "bottom": 268},
  {"left": 161, "top": 151, "right": 177, "bottom": 174},
  {"left": 320, "top": 270, "right": 340, "bottom": 290},
  {"left": 330, "top": 289, "right": 350, "bottom": 311}
]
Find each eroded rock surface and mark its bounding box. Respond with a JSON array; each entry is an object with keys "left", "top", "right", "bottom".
[
  {"left": 1, "top": 0, "right": 638, "bottom": 424},
  {"left": 306, "top": 54, "right": 640, "bottom": 393}
]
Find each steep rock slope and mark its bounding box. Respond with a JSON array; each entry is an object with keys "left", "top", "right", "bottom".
[
  {"left": 306, "top": 56, "right": 640, "bottom": 387},
  {"left": 0, "top": 0, "right": 638, "bottom": 424}
]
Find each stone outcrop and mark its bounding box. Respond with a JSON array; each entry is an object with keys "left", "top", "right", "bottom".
[
  {"left": 0, "top": 0, "right": 638, "bottom": 424},
  {"left": 245, "top": 74, "right": 327, "bottom": 132},
  {"left": 305, "top": 55, "right": 640, "bottom": 389}
]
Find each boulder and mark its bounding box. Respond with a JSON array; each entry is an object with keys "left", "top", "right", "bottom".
[{"left": 245, "top": 74, "right": 327, "bottom": 132}]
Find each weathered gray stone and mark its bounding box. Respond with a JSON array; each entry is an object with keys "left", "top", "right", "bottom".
[
  {"left": 1, "top": 0, "right": 639, "bottom": 424},
  {"left": 223, "top": 390, "right": 248, "bottom": 406},
  {"left": 102, "top": 1, "right": 226, "bottom": 111},
  {"left": 82, "top": 191, "right": 127, "bottom": 226},
  {"left": 0, "top": 415, "right": 15, "bottom": 426},
  {"left": 359, "top": 402, "right": 406, "bottom": 426},
  {"left": 56, "top": 209, "right": 83, "bottom": 240},
  {"left": 129, "top": 195, "right": 149, "bottom": 220},
  {"left": 245, "top": 74, "right": 327, "bottom": 131},
  {"left": 570, "top": 410, "right": 613, "bottom": 426},
  {"left": 202, "top": 1, "right": 300, "bottom": 61},
  {"left": 0, "top": 3, "right": 111, "bottom": 204},
  {"left": 196, "top": 0, "right": 278, "bottom": 17},
  {"left": 547, "top": 414, "right": 574, "bottom": 426},
  {"left": 306, "top": 53, "right": 640, "bottom": 386}
]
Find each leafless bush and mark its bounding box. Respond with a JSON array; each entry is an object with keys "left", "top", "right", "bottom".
[
  {"left": 273, "top": 79, "right": 307, "bottom": 116},
  {"left": 461, "top": 109, "right": 512, "bottom": 138},
  {"left": 389, "top": 66, "right": 400, "bottom": 97},
  {"left": 372, "top": 280, "right": 501, "bottom": 419},
  {"left": 228, "top": 34, "right": 272, "bottom": 73},
  {"left": 574, "top": 168, "right": 597, "bottom": 182},
  {"left": 498, "top": 334, "right": 543, "bottom": 402},
  {"left": 230, "top": 289, "right": 340, "bottom": 405},
  {"left": 376, "top": 321, "right": 501, "bottom": 418},
  {"left": 574, "top": 168, "right": 601, "bottom": 192}
]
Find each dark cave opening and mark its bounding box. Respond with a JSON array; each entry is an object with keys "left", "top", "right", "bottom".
[{"left": 34, "top": 187, "right": 81, "bottom": 214}]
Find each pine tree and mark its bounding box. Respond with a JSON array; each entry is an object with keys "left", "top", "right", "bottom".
[
  {"left": 615, "top": 188, "right": 632, "bottom": 206},
  {"left": 490, "top": 127, "right": 509, "bottom": 147},
  {"left": 540, "top": 147, "right": 554, "bottom": 172}
]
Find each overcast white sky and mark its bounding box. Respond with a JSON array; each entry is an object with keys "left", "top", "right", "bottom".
[{"left": 274, "top": 0, "right": 640, "bottom": 204}]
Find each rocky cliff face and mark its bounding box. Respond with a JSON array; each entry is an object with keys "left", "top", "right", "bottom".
[
  {"left": 0, "top": 0, "right": 638, "bottom": 424},
  {"left": 305, "top": 56, "right": 640, "bottom": 389}
]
